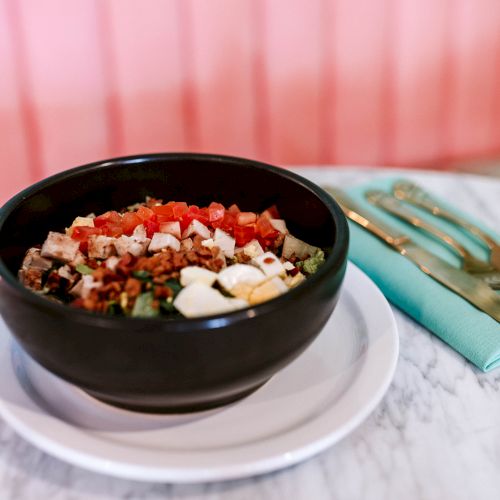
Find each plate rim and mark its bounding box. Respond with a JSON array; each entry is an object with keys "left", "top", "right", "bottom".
[{"left": 0, "top": 263, "right": 399, "bottom": 483}]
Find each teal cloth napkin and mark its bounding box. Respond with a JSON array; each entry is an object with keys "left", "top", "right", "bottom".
[{"left": 346, "top": 178, "right": 500, "bottom": 371}]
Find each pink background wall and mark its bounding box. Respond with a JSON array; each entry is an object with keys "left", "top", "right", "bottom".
[{"left": 1, "top": 0, "right": 500, "bottom": 202}]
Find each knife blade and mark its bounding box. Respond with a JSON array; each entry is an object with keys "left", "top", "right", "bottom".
[{"left": 324, "top": 186, "right": 500, "bottom": 323}]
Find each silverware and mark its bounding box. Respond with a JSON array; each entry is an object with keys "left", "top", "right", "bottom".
[
  {"left": 393, "top": 180, "right": 500, "bottom": 271},
  {"left": 365, "top": 190, "right": 500, "bottom": 290},
  {"left": 324, "top": 186, "right": 500, "bottom": 322}
]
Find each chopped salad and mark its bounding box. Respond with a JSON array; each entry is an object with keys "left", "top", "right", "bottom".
[{"left": 18, "top": 198, "right": 326, "bottom": 318}]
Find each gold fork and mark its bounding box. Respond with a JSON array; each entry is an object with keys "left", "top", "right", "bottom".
[
  {"left": 366, "top": 190, "right": 500, "bottom": 289},
  {"left": 393, "top": 180, "right": 500, "bottom": 271}
]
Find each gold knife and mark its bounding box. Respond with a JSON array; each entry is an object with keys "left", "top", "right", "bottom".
[{"left": 324, "top": 186, "right": 500, "bottom": 323}]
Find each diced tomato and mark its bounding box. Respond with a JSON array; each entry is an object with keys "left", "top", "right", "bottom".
[
  {"left": 136, "top": 206, "right": 155, "bottom": 221},
  {"left": 172, "top": 202, "right": 189, "bottom": 219},
  {"left": 143, "top": 219, "right": 160, "bottom": 238},
  {"left": 256, "top": 235, "right": 274, "bottom": 252},
  {"left": 102, "top": 224, "right": 124, "bottom": 238},
  {"left": 93, "top": 211, "right": 122, "bottom": 228},
  {"left": 151, "top": 204, "right": 174, "bottom": 219},
  {"left": 71, "top": 226, "right": 103, "bottom": 241},
  {"left": 236, "top": 212, "right": 257, "bottom": 226},
  {"left": 208, "top": 202, "right": 225, "bottom": 224},
  {"left": 71, "top": 226, "right": 103, "bottom": 254},
  {"left": 179, "top": 205, "right": 197, "bottom": 230},
  {"left": 261, "top": 205, "right": 280, "bottom": 220},
  {"left": 227, "top": 204, "right": 240, "bottom": 215},
  {"left": 256, "top": 216, "right": 279, "bottom": 239},
  {"left": 198, "top": 207, "right": 210, "bottom": 225},
  {"left": 121, "top": 212, "right": 142, "bottom": 235},
  {"left": 220, "top": 212, "right": 236, "bottom": 234},
  {"left": 234, "top": 225, "right": 256, "bottom": 247}
]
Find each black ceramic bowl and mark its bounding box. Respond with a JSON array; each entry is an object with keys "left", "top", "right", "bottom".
[{"left": 0, "top": 153, "right": 348, "bottom": 413}]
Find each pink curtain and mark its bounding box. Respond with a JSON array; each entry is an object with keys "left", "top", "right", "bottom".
[{"left": 1, "top": 0, "right": 500, "bottom": 202}]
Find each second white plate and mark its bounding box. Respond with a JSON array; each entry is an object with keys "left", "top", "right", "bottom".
[{"left": 0, "top": 263, "right": 398, "bottom": 483}]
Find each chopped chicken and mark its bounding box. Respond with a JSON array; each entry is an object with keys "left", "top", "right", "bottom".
[
  {"left": 180, "top": 266, "right": 218, "bottom": 287},
  {"left": 249, "top": 277, "right": 288, "bottom": 305},
  {"left": 181, "top": 238, "right": 194, "bottom": 251},
  {"left": 115, "top": 236, "right": 150, "bottom": 257},
  {"left": 41, "top": 232, "right": 80, "bottom": 263},
  {"left": 182, "top": 220, "right": 211, "bottom": 240},
  {"left": 201, "top": 238, "right": 215, "bottom": 249},
  {"left": 105, "top": 256, "right": 120, "bottom": 272},
  {"left": 70, "top": 275, "right": 101, "bottom": 298},
  {"left": 18, "top": 248, "right": 52, "bottom": 291},
  {"left": 20, "top": 248, "right": 52, "bottom": 272},
  {"left": 148, "top": 233, "right": 181, "bottom": 253},
  {"left": 159, "top": 221, "right": 181, "bottom": 239},
  {"left": 114, "top": 224, "right": 151, "bottom": 257},
  {"left": 132, "top": 224, "right": 147, "bottom": 239},
  {"left": 70, "top": 251, "right": 87, "bottom": 267},
  {"left": 88, "top": 235, "right": 116, "bottom": 259},
  {"left": 213, "top": 228, "right": 235, "bottom": 258},
  {"left": 57, "top": 264, "right": 74, "bottom": 281}
]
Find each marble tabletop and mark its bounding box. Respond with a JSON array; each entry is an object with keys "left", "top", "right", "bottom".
[{"left": 1, "top": 167, "right": 499, "bottom": 500}]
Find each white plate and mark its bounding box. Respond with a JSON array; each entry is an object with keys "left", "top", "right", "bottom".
[{"left": 0, "top": 263, "right": 398, "bottom": 483}]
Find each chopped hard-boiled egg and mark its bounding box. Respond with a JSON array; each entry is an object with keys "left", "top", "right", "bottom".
[
  {"left": 284, "top": 272, "right": 306, "bottom": 288},
  {"left": 214, "top": 229, "right": 235, "bottom": 258},
  {"left": 173, "top": 282, "right": 248, "bottom": 317},
  {"left": 252, "top": 252, "right": 286, "bottom": 278},
  {"left": 249, "top": 277, "right": 288, "bottom": 305},
  {"left": 217, "top": 264, "right": 266, "bottom": 291},
  {"left": 180, "top": 266, "right": 218, "bottom": 287},
  {"left": 148, "top": 232, "right": 181, "bottom": 253},
  {"left": 230, "top": 282, "right": 255, "bottom": 301}
]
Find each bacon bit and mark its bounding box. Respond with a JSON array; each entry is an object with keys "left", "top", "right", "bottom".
[
  {"left": 124, "top": 278, "right": 142, "bottom": 298},
  {"left": 235, "top": 252, "right": 251, "bottom": 263},
  {"left": 87, "top": 258, "right": 99, "bottom": 269},
  {"left": 289, "top": 267, "right": 300, "bottom": 277},
  {"left": 22, "top": 268, "right": 44, "bottom": 291},
  {"left": 154, "top": 286, "right": 174, "bottom": 299}
]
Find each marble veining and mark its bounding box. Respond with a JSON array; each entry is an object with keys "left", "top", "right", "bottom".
[{"left": 1, "top": 168, "right": 499, "bottom": 500}]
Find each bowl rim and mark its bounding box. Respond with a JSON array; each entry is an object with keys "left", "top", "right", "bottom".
[{"left": 0, "top": 152, "right": 349, "bottom": 330}]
